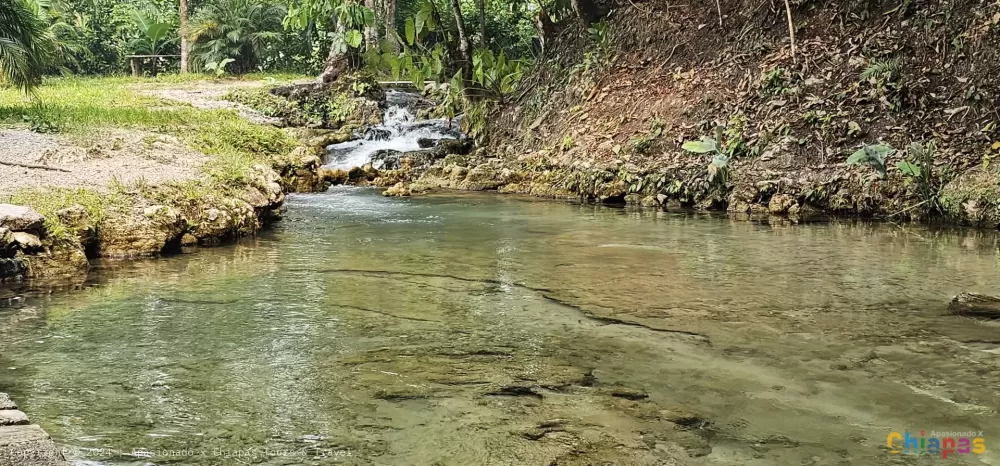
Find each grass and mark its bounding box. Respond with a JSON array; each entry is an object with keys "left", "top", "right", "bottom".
[
  {"left": 0, "top": 74, "right": 306, "bottom": 240},
  {"left": 4, "top": 187, "right": 131, "bottom": 239},
  {"left": 0, "top": 74, "right": 300, "bottom": 185}
]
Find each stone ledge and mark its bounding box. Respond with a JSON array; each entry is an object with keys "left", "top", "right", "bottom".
[
  {"left": 0, "top": 411, "right": 28, "bottom": 426},
  {"left": 0, "top": 424, "right": 67, "bottom": 466},
  {"left": 0, "top": 395, "right": 15, "bottom": 411}
]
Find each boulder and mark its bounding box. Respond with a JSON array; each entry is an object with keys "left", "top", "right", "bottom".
[
  {"left": 948, "top": 292, "right": 1000, "bottom": 319},
  {"left": 11, "top": 232, "right": 42, "bottom": 252},
  {"left": 0, "top": 228, "right": 15, "bottom": 258},
  {"left": 768, "top": 194, "right": 798, "bottom": 214},
  {"left": 55, "top": 205, "right": 96, "bottom": 249},
  {"left": 0, "top": 394, "right": 16, "bottom": 410},
  {"left": 365, "top": 128, "right": 392, "bottom": 141},
  {"left": 0, "top": 410, "right": 29, "bottom": 426},
  {"left": 0, "top": 424, "right": 68, "bottom": 466},
  {"left": 97, "top": 206, "right": 186, "bottom": 258},
  {"left": 417, "top": 138, "right": 437, "bottom": 148},
  {"left": 0, "top": 205, "right": 44, "bottom": 232},
  {"left": 0, "top": 258, "right": 26, "bottom": 280},
  {"left": 371, "top": 149, "right": 404, "bottom": 170}
]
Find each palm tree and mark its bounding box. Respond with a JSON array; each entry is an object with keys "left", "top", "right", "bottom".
[
  {"left": 190, "top": 0, "right": 286, "bottom": 75},
  {"left": 0, "top": 0, "right": 49, "bottom": 91}
]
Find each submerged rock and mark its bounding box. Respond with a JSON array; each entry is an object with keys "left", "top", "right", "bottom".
[{"left": 948, "top": 292, "right": 1000, "bottom": 319}]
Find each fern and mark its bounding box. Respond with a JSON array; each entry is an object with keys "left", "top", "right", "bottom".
[{"left": 860, "top": 58, "right": 901, "bottom": 81}]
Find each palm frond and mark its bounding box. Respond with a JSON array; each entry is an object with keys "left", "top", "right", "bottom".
[{"left": 0, "top": 0, "right": 51, "bottom": 91}]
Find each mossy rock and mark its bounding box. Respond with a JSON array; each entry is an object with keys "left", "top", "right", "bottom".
[{"left": 939, "top": 167, "right": 1000, "bottom": 227}]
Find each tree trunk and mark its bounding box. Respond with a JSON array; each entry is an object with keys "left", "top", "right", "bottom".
[
  {"left": 384, "top": 0, "right": 397, "bottom": 50},
  {"left": 571, "top": 0, "right": 604, "bottom": 26},
  {"left": 179, "top": 0, "right": 189, "bottom": 73},
  {"left": 448, "top": 0, "right": 471, "bottom": 78},
  {"left": 476, "top": 0, "right": 486, "bottom": 49},
  {"left": 364, "top": 0, "right": 378, "bottom": 49},
  {"left": 319, "top": 21, "right": 351, "bottom": 83}
]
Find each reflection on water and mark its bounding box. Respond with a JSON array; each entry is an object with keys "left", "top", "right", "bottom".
[{"left": 0, "top": 187, "right": 998, "bottom": 465}]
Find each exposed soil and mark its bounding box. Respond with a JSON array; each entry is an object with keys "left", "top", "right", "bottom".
[{"left": 0, "top": 129, "right": 206, "bottom": 196}]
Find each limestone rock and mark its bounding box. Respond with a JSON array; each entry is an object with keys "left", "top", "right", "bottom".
[
  {"left": 948, "top": 292, "right": 1000, "bottom": 319},
  {"left": 0, "top": 424, "right": 68, "bottom": 466},
  {"left": 0, "top": 205, "right": 44, "bottom": 232},
  {"left": 20, "top": 242, "right": 88, "bottom": 278},
  {"left": 0, "top": 394, "right": 16, "bottom": 410},
  {"left": 0, "top": 410, "right": 29, "bottom": 426},
  {"left": 98, "top": 207, "right": 186, "bottom": 258},
  {"left": 383, "top": 182, "right": 412, "bottom": 197},
  {"left": 11, "top": 232, "right": 42, "bottom": 252},
  {"left": 55, "top": 205, "right": 96, "bottom": 248},
  {"left": 0, "top": 258, "right": 26, "bottom": 280},
  {"left": 180, "top": 233, "right": 198, "bottom": 247},
  {"left": 0, "top": 228, "right": 15, "bottom": 258},
  {"left": 768, "top": 194, "right": 798, "bottom": 214}
]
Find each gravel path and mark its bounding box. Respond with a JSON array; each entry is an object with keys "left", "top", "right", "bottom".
[{"left": 0, "top": 129, "right": 206, "bottom": 196}]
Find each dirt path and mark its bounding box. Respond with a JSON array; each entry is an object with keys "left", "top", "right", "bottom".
[
  {"left": 0, "top": 129, "right": 206, "bottom": 196},
  {"left": 0, "top": 79, "right": 297, "bottom": 196}
]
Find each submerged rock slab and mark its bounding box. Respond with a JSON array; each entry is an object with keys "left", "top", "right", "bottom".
[{"left": 949, "top": 292, "right": 1000, "bottom": 319}]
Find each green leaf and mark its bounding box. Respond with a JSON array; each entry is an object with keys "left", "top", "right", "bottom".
[
  {"left": 345, "top": 29, "right": 363, "bottom": 48},
  {"left": 682, "top": 137, "right": 719, "bottom": 154},
  {"left": 405, "top": 18, "right": 416, "bottom": 45},
  {"left": 846, "top": 148, "right": 870, "bottom": 165},
  {"left": 897, "top": 161, "right": 921, "bottom": 177}
]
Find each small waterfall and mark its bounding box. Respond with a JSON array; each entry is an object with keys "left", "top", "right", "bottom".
[{"left": 323, "top": 90, "right": 463, "bottom": 170}]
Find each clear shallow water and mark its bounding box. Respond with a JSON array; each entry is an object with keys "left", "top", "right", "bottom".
[{"left": 0, "top": 188, "right": 999, "bottom": 465}]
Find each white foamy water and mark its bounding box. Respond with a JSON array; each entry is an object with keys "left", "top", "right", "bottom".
[{"left": 323, "top": 90, "right": 462, "bottom": 170}]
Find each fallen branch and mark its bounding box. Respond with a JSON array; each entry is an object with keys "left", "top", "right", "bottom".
[{"left": 0, "top": 161, "right": 71, "bottom": 172}]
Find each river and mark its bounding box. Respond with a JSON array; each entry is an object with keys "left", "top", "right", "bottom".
[{"left": 0, "top": 187, "right": 998, "bottom": 465}]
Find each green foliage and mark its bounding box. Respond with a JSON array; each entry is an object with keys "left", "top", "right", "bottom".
[
  {"left": 682, "top": 133, "right": 730, "bottom": 183},
  {"left": 0, "top": 0, "right": 52, "bottom": 91},
  {"left": 21, "top": 102, "right": 65, "bottom": 133},
  {"left": 127, "top": 9, "right": 175, "bottom": 55},
  {"left": 192, "top": 0, "right": 286, "bottom": 75},
  {"left": 860, "top": 57, "right": 906, "bottom": 111},
  {"left": 628, "top": 118, "right": 665, "bottom": 155},
  {"left": 860, "top": 58, "right": 901, "bottom": 81},
  {"left": 471, "top": 49, "right": 527, "bottom": 101},
  {"left": 682, "top": 137, "right": 719, "bottom": 154},
  {"left": 846, "top": 143, "right": 895, "bottom": 177},
  {"left": 899, "top": 140, "right": 947, "bottom": 216}
]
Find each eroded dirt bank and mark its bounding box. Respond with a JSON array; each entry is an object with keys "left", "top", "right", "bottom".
[{"left": 337, "top": 0, "right": 1000, "bottom": 231}]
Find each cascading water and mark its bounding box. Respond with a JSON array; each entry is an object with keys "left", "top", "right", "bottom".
[{"left": 323, "top": 90, "right": 464, "bottom": 170}]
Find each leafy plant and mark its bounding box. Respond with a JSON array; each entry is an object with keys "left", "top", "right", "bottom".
[
  {"left": 22, "top": 103, "right": 64, "bottom": 133},
  {"left": 0, "top": 0, "right": 52, "bottom": 91},
  {"left": 204, "top": 58, "right": 235, "bottom": 78},
  {"left": 192, "top": 0, "right": 286, "bottom": 74},
  {"left": 898, "top": 140, "right": 946, "bottom": 216},
  {"left": 682, "top": 134, "right": 730, "bottom": 183},
  {"left": 860, "top": 57, "right": 906, "bottom": 111},
  {"left": 628, "top": 118, "right": 665, "bottom": 155},
  {"left": 846, "top": 143, "right": 895, "bottom": 177}
]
